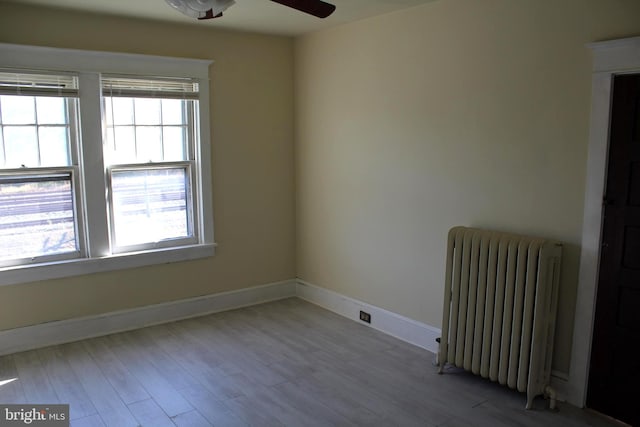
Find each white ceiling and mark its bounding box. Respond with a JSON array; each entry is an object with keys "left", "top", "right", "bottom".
[{"left": 5, "top": 0, "right": 436, "bottom": 36}]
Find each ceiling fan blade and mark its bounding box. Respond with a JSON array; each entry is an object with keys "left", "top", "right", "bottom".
[
  {"left": 197, "top": 9, "right": 224, "bottom": 19},
  {"left": 269, "top": 0, "right": 336, "bottom": 18}
]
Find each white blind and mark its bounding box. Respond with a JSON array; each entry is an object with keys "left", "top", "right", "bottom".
[
  {"left": 0, "top": 70, "right": 79, "bottom": 97},
  {"left": 102, "top": 75, "right": 199, "bottom": 100}
]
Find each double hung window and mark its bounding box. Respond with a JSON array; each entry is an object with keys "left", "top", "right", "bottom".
[
  {"left": 0, "top": 43, "right": 214, "bottom": 284},
  {"left": 103, "top": 76, "right": 199, "bottom": 252},
  {"left": 0, "top": 71, "right": 82, "bottom": 265}
]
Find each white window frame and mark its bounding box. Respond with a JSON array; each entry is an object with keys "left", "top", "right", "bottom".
[{"left": 0, "top": 43, "right": 215, "bottom": 286}]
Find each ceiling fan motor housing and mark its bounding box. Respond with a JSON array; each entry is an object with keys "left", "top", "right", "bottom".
[{"left": 165, "top": 0, "right": 235, "bottom": 19}]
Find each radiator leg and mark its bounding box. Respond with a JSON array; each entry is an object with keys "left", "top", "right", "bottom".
[
  {"left": 525, "top": 394, "right": 534, "bottom": 410},
  {"left": 544, "top": 385, "right": 557, "bottom": 411}
]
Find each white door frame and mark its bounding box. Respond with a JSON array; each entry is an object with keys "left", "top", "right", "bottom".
[{"left": 569, "top": 36, "right": 640, "bottom": 407}]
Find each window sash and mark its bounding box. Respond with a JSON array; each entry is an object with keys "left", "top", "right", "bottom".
[
  {"left": 0, "top": 96, "right": 79, "bottom": 169},
  {"left": 102, "top": 97, "right": 196, "bottom": 165},
  {"left": 0, "top": 167, "right": 84, "bottom": 267},
  {"left": 107, "top": 162, "right": 197, "bottom": 253}
]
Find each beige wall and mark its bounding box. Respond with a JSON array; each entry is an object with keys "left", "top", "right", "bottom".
[
  {"left": 0, "top": 3, "right": 295, "bottom": 330},
  {"left": 295, "top": 0, "right": 640, "bottom": 374}
]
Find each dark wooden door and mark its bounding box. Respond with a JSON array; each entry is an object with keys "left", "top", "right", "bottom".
[{"left": 588, "top": 73, "right": 640, "bottom": 427}]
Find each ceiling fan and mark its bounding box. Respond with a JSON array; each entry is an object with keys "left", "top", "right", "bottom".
[{"left": 165, "top": 0, "right": 336, "bottom": 20}]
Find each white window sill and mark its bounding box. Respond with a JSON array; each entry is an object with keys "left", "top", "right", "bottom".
[{"left": 0, "top": 243, "right": 216, "bottom": 287}]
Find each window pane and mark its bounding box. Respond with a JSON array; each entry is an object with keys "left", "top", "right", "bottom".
[
  {"left": 39, "top": 127, "right": 70, "bottom": 166},
  {"left": 105, "top": 126, "right": 115, "bottom": 164},
  {"left": 163, "top": 127, "right": 186, "bottom": 161},
  {"left": 104, "top": 98, "right": 113, "bottom": 126},
  {"left": 111, "top": 168, "right": 190, "bottom": 247},
  {"left": 111, "top": 97, "right": 134, "bottom": 125},
  {"left": 36, "top": 97, "right": 66, "bottom": 124},
  {"left": 134, "top": 98, "right": 161, "bottom": 125},
  {"left": 0, "top": 175, "right": 77, "bottom": 261},
  {"left": 1, "top": 95, "right": 35, "bottom": 124},
  {"left": 162, "top": 99, "right": 184, "bottom": 125},
  {"left": 136, "top": 127, "right": 162, "bottom": 162},
  {"left": 4, "top": 126, "right": 39, "bottom": 167},
  {"left": 112, "top": 126, "right": 136, "bottom": 164}
]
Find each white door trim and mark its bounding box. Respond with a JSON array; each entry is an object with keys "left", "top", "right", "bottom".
[{"left": 570, "top": 36, "right": 640, "bottom": 407}]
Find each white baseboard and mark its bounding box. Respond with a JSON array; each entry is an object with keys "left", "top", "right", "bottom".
[
  {"left": 295, "top": 280, "right": 441, "bottom": 354},
  {"left": 0, "top": 279, "right": 296, "bottom": 356}
]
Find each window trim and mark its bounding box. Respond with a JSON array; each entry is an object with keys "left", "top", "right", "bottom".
[{"left": 0, "top": 43, "right": 215, "bottom": 286}]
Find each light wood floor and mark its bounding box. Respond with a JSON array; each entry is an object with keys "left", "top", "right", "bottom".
[{"left": 0, "top": 298, "right": 621, "bottom": 427}]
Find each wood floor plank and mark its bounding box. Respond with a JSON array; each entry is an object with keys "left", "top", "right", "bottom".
[
  {"left": 266, "top": 357, "right": 319, "bottom": 382},
  {"left": 61, "top": 342, "right": 139, "bottom": 427},
  {"left": 145, "top": 324, "right": 247, "bottom": 400},
  {"left": 305, "top": 362, "right": 433, "bottom": 427},
  {"left": 354, "top": 347, "right": 487, "bottom": 409},
  {"left": 187, "top": 317, "right": 288, "bottom": 387},
  {"left": 171, "top": 409, "right": 213, "bottom": 427},
  {"left": 103, "top": 333, "right": 193, "bottom": 417},
  {"left": 270, "top": 380, "right": 357, "bottom": 426},
  {"left": 128, "top": 328, "right": 201, "bottom": 390},
  {"left": 37, "top": 346, "right": 97, "bottom": 420},
  {"left": 285, "top": 301, "right": 399, "bottom": 355},
  {"left": 128, "top": 398, "right": 176, "bottom": 427},
  {"left": 292, "top": 376, "right": 380, "bottom": 426},
  {"left": 340, "top": 357, "right": 457, "bottom": 425},
  {"left": 206, "top": 315, "right": 291, "bottom": 366},
  {"left": 164, "top": 320, "right": 225, "bottom": 368},
  {"left": 242, "top": 307, "right": 361, "bottom": 361},
  {"left": 0, "top": 354, "right": 27, "bottom": 404},
  {"left": 82, "top": 337, "right": 150, "bottom": 405},
  {"left": 239, "top": 315, "right": 324, "bottom": 361},
  {"left": 12, "top": 350, "right": 59, "bottom": 403},
  {"left": 221, "top": 306, "right": 329, "bottom": 366},
  {"left": 178, "top": 384, "right": 247, "bottom": 427},
  {"left": 239, "top": 386, "right": 326, "bottom": 427},
  {"left": 223, "top": 392, "right": 286, "bottom": 427}
]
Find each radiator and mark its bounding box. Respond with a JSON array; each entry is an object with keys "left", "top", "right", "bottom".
[{"left": 437, "top": 226, "right": 562, "bottom": 409}]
